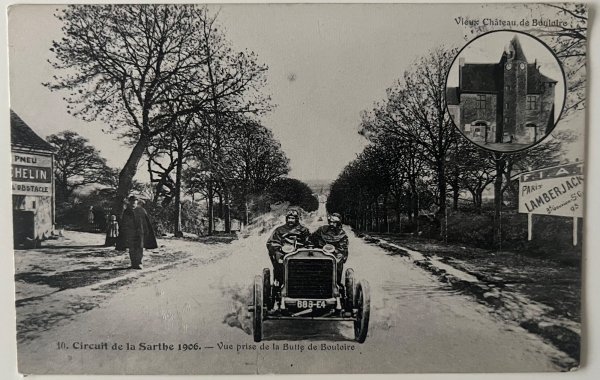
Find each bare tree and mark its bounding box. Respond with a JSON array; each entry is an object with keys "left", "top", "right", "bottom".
[
  {"left": 360, "top": 47, "right": 458, "bottom": 235},
  {"left": 47, "top": 5, "right": 271, "bottom": 239},
  {"left": 46, "top": 131, "right": 110, "bottom": 202}
]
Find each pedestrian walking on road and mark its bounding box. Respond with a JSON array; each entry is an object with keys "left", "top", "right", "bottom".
[
  {"left": 105, "top": 214, "right": 119, "bottom": 247},
  {"left": 120, "top": 195, "right": 158, "bottom": 270}
]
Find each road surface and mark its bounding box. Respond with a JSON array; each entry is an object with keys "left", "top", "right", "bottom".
[{"left": 16, "top": 214, "right": 571, "bottom": 374}]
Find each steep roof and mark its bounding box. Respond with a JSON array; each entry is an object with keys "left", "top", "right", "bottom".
[
  {"left": 446, "top": 87, "right": 459, "bottom": 105},
  {"left": 460, "top": 63, "right": 502, "bottom": 93},
  {"left": 527, "top": 64, "right": 558, "bottom": 94},
  {"left": 10, "top": 110, "right": 55, "bottom": 152},
  {"left": 459, "top": 35, "right": 558, "bottom": 95},
  {"left": 509, "top": 35, "right": 527, "bottom": 62}
]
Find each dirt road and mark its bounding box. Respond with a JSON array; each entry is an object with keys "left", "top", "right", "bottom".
[{"left": 16, "top": 214, "right": 573, "bottom": 374}]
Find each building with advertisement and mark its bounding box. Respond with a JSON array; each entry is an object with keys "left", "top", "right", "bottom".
[{"left": 11, "top": 110, "right": 55, "bottom": 248}]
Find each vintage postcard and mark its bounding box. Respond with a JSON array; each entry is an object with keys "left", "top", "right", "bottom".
[{"left": 7, "top": 2, "right": 587, "bottom": 375}]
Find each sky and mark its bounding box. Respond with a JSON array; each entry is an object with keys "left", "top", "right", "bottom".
[{"left": 8, "top": 3, "right": 585, "bottom": 182}]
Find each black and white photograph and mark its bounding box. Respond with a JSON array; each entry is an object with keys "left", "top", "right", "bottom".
[
  {"left": 446, "top": 30, "right": 566, "bottom": 152},
  {"left": 6, "top": 2, "right": 588, "bottom": 376}
]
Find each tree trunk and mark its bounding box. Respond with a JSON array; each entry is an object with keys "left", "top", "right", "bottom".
[
  {"left": 207, "top": 184, "right": 214, "bottom": 235},
  {"left": 452, "top": 186, "right": 459, "bottom": 211},
  {"left": 173, "top": 146, "right": 184, "bottom": 238},
  {"left": 383, "top": 194, "right": 389, "bottom": 233},
  {"left": 407, "top": 193, "right": 414, "bottom": 223},
  {"left": 244, "top": 200, "right": 250, "bottom": 226},
  {"left": 395, "top": 202, "right": 401, "bottom": 233},
  {"left": 470, "top": 189, "right": 483, "bottom": 214},
  {"left": 476, "top": 189, "right": 484, "bottom": 213},
  {"left": 106, "top": 134, "right": 148, "bottom": 246},
  {"left": 224, "top": 190, "right": 231, "bottom": 233},
  {"left": 493, "top": 155, "right": 506, "bottom": 248},
  {"left": 437, "top": 161, "right": 447, "bottom": 239},
  {"left": 218, "top": 192, "right": 224, "bottom": 219}
]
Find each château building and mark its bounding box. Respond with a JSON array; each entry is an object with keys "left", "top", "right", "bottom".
[{"left": 447, "top": 35, "right": 557, "bottom": 147}]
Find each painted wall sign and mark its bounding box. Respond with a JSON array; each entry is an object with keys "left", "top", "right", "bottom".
[
  {"left": 11, "top": 151, "right": 53, "bottom": 196},
  {"left": 518, "top": 162, "right": 583, "bottom": 218}
]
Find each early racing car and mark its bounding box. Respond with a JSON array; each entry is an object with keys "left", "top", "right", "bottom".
[{"left": 249, "top": 242, "right": 370, "bottom": 343}]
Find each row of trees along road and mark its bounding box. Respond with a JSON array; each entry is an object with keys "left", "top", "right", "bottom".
[
  {"left": 45, "top": 5, "right": 299, "bottom": 237},
  {"left": 327, "top": 4, "right": 585, "bottom": 247}
]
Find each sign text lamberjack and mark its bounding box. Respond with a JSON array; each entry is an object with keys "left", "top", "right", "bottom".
[{"left": 519, "top": 162, "right": 583, "bottom": 218}]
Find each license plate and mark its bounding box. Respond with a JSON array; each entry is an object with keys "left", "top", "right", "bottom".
[{"left": 296, "top": 300, "right": 326, "bottom": 309}]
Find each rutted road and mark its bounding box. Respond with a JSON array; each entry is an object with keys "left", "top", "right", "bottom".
[{"left": 17, "top": 221, "right": 571, "bottom": 374}]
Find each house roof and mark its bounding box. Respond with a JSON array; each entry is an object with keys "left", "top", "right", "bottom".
[
  {"left": 10, "top": 110, "right": 55, "bottom": 152},
  {"left": 446, "top": 87, "right": 459, "bottom": 105},
  {"left": 458, "top": 35, "right": 558, "bottom": 95},
  {"left": 460, "top": 63, "right": 502, "bottom": 93},
  {"left": 509, "top": 35, "right": 527, "bottom": 62},
  {"left": 527, "top": 64, "right": 558, "bottom": 94}
]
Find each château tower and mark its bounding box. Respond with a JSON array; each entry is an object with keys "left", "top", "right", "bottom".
[{"left": 500, "top": 36, "right": 528, "bottom": 143}]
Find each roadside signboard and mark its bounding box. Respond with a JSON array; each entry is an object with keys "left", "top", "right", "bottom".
[
  {"left": 518, "top": 162, "right": 584, "bottom": 245},
  {"left": 518, "top": 162, "right": 584, "bottom": 218},
  {"left": 12, "top": 151, "right": 53, "bottom": 196}
]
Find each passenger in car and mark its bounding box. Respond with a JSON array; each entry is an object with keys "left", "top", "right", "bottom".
[{"left": 310, "top": 213, "right": 349, "bottom": 283}]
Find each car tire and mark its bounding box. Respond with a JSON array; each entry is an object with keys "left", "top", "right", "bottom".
[
  {"left": 262, "top": 268, "right": 272, "bottom": 309},
  {"left": 354, "top": 280, "right": 370, "bottom": 343},
  {"left": 344, "top": 268, "right": 355, "bottom": 311},
  {"left": 253, "top": 275, "right": 263, "bottom": 343}
]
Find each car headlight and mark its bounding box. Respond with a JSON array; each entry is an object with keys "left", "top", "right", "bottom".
[
  {"left": 282, "top": 244, "right": 294, "bottom": 254},
  {"left": 323, "top": 244, "right": 335, "bottom": 254}
]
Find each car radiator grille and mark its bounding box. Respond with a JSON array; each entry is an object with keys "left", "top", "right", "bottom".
[{"left": 286, "top": 259, "right": 334, "bottom": 298}]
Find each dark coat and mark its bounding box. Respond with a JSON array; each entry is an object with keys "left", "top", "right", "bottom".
[
  {"left": 311, "top": 225, "right": 349, "bottom": 260},
  {"left": 266, "top": 223, "right": 310, "bottom": 252},
  {"left": 116, "top": 206, "right": 158, "bottom": 250}
]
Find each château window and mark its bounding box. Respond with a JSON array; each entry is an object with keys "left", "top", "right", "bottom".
[
  {"left": 526, "top": 95, "right": 538, "bottom": 110},
  {"left": 476, "top": 94, "right": 486, "bottom": 109}
]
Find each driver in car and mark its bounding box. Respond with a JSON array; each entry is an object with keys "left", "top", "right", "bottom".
[
  {"left": 266, "top": 209, "right": 310, "bottom": 286},
  {"left": 311, "top": 213, "right": 348, "bottom": 284}
]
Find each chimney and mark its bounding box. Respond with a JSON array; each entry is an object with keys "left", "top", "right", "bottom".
[{"left": 459, "top": 58, "right": 465, "bottom": 67}]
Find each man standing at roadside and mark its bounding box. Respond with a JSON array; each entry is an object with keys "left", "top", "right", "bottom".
[{"left": 120, "top": 195, "right": 158, "bottom": 269}]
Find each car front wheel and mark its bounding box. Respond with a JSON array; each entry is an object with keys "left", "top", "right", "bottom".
[
  {"left": 253, "top": 275, "right": 264, "bottom": 342},
  {"left": 354, "top": 280, "right": 370, "bottom": 343}
]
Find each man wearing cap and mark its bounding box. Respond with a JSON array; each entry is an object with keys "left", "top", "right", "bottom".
[
  {"left": 266, "top": 209, "right": 310, "bottom": 285},
  {"left": 311, "top": 213, "right": 349, "bottom": 283},
  {"left": 120, "top": 195, "right": 158, "bottom": 270}
]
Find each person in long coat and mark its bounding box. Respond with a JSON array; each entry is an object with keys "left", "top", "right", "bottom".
[
  {"left": 266, "top": 209, "right": 310, "bottom": 285},
  {"left": 119, "top": 195, "right": 158, "bottom": 269},
  {"left": 310, "top": 213, "right": 349, "bottom": 284}
]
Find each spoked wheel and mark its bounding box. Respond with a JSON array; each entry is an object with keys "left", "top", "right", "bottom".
[
  {"left": 354, "top": 280, "right": 371, "bottom": 343},
  {"left": 253, "top": 275, "right": 264, "bottom": 343},
  {"left": 344, "top": 268, "right": 355, "bottom": 311},
  {"left": 262, "top": 268, "right": 273, "bottom": 309}
]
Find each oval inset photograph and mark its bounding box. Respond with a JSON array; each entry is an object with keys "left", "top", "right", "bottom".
[{"left": 446, "top": 30, "right": 566, "bottom": 153}]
